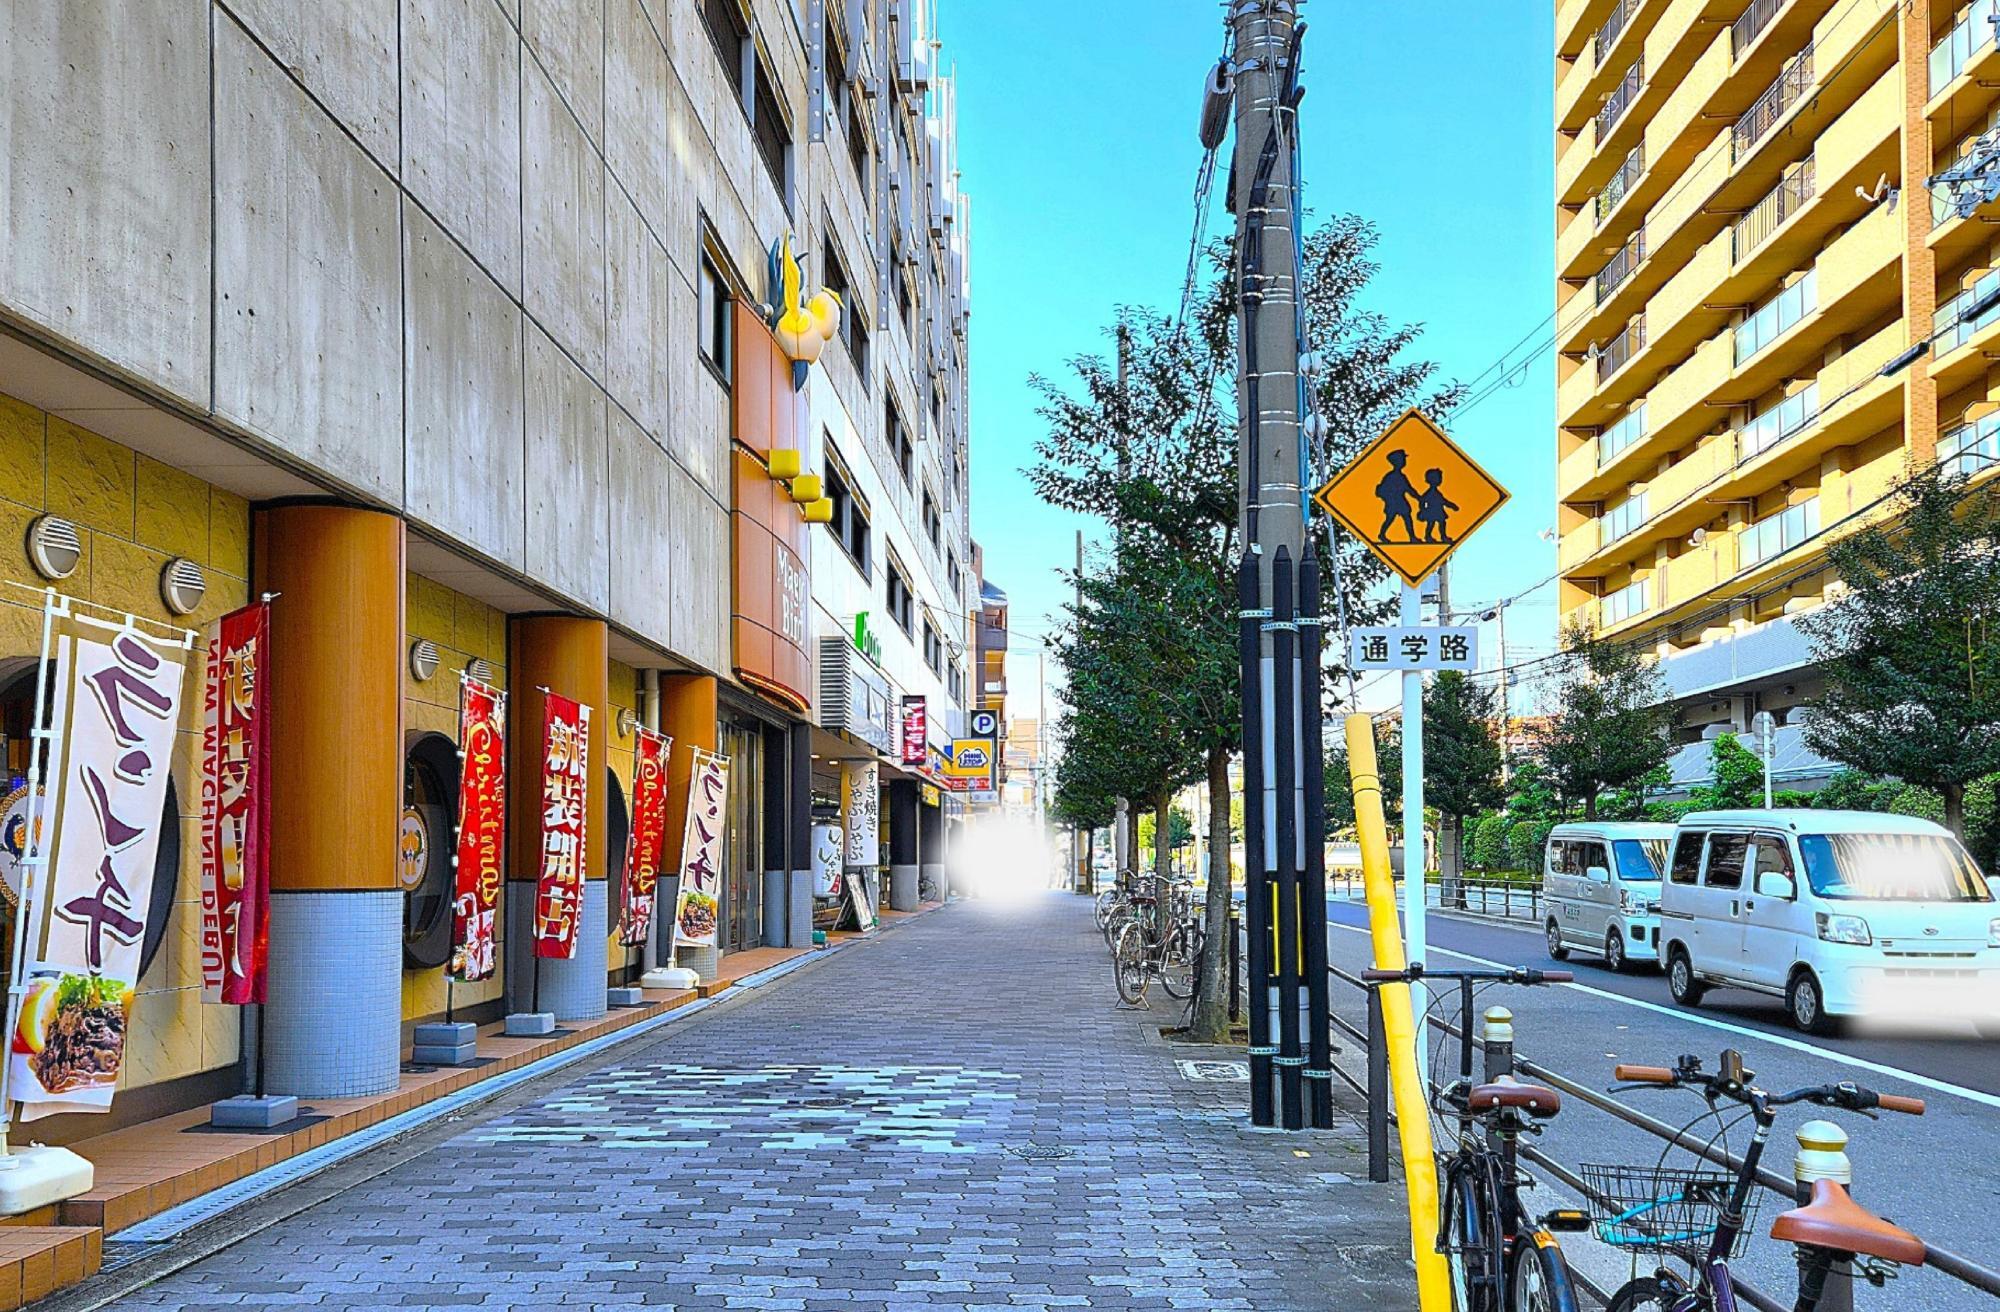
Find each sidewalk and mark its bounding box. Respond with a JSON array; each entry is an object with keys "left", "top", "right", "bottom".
[{"left": 102, "top": 893, "right": 1418, "bottom": 1311}]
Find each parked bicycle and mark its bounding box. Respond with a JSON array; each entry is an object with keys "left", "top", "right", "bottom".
[
  {"left": 1362, "top": 962, "right": 1588, "bottom": 1312},
  {"left": 1590, "top": 1049, "right": 1925, "bottom": 1312},
  {"left": 1111, "top": 895, "right": 1203, "bottom": 1007}
]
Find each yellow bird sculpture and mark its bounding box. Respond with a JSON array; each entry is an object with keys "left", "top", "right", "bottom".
[{"left": 768, "top": 236, "right": 843, "bottom": 385}]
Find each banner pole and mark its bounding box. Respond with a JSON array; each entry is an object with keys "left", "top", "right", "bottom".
[{"left": 0, "top": 588, "right": 64, "bottom": 1153}]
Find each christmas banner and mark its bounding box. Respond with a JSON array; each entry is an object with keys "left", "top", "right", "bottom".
[
  {"left": 11, "top": 606, "right": 190, "bottom": 1120},
  {"left": 617, "top": 727, "right": 672, "bottom": 948},
  {"left": 670, "top": 750, "right": 730, "bottom": 950},
  {"left": 532, "top": 692, "right": 591, "bottom": 960},
  {"left": 198, "top": 601, "right": 270, "bottom": 1005},
  {"left": 450, "top": 678, "right": 507, "bottom": 981}
]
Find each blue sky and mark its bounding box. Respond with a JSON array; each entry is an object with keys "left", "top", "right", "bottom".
[{"left": 947, "top": 3, "right": 1558, "bottom": 714}]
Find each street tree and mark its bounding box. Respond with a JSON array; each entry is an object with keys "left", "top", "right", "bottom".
[
  {"left": 1798, "top": 469, "right": 2000, "bottom": 838},
  {"left": 1030, "top": 216, "right": 1460, "bottom": 1042},
  {"left": 1535, "top": 626, "right": 1675, "bottom": 819},
  {"left": 1424, "top": 672, "right": 1506, "bottom": 903}
]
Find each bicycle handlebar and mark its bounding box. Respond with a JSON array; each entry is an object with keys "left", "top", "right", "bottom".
[
  {"left": 1609, "top": 1051, "right": 1925, "bottom": 1118},
  {"left": 1611, "top": 1064, "right": 1676, "bottom": 1084},
  {"left": 1360, "top": 963, "right": 1571, "bottom": 986}
]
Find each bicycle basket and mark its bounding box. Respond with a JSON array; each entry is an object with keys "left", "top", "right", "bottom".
[{"left": 1579, "top": 1163, "right": 1760, "bottom": 1259}]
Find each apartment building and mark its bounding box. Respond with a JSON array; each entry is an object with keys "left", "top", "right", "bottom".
[
  {"left": 1555, "top": 0, "right": 2000, "bottom": 782},
  {"left": 0, "top": 0, "right": 969, "bottom": 1136}
]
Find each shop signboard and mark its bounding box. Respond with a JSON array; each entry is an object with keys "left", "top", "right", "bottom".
[
  {"left": 943, "top": 738, "right": 995, "bottom": 792},
  {"left": 900, "top": 695, "right": 927, "bottom": 765},
  {"left": 531, "top": 693, "right": 591, "bottom": 960},
  {"left": 812, "top": 822, "right": 844, "bottom": 898},
  {"left": 450, "top": 678, "right": 508, "bottom": 981},
  {"left": 9, "top": 602, "right": 190, "bottom": 1121},
  {"left": 198, "top": 600, "right": 271, "bottom": 1005},
  {"left": 617, "top": 727, "right": 673, "bottom": 948},
  {"left": 842, "top": 760, "right": 880, "bottom": 868},
  {"left": 671, "top": 749, "right": 730, "bottom": 950}
]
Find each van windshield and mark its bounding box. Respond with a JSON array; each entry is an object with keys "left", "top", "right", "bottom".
[
  {"left": 1613, "top": 839, "right": 1665, "bottom": 881},
  {"left": 1797, "top": 833, "right": 1993, "bottom": 903}
]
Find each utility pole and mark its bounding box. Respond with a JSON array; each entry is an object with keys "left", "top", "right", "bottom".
[{"left": 1225, "top": 0, "right": 1329, "bottom": 1131}]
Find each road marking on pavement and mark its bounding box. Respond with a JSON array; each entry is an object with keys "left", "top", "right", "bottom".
[{"left": 1326, "top": 920, "right": 2000, "bottom": 1110}]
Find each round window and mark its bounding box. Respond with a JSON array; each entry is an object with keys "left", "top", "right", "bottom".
[{"left": 401, "top": 732, "right": 458, "bottom": 970}]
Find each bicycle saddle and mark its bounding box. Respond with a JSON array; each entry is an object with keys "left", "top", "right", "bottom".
[
  {"left": 1769, "top": 1180, "right": 1925, "bottom": 1267},
  {"left": 1467, "top": 1078, "right": 1561, "bottom": 1119}
]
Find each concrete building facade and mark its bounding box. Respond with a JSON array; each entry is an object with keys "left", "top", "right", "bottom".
[
  {"left": 0, "top": 0, "right": 970, "bottom": 1136},
  {"left": 1554, "top": 0, "right": 2000, "bottom": 780}
]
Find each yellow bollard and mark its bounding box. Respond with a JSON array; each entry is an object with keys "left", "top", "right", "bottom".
[{"left": 1346, "top": 713, "right": 1450, "bottom": 1311}]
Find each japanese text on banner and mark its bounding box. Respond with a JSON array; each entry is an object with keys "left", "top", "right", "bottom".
[
  {"left": 617, "top": 728, "right": 672, "bottom": 948},
  {"left": 451, "top": 679, "right": 507, "bottom": 981},
  {"left": 199, "top": 601, "right": 270, "bottom": 1005},
  {"left": 532, "top": 693, "right": 591, "bottom": 960},
  {"left": 670, "top": 751, "right": 730, "bottom": 950}
]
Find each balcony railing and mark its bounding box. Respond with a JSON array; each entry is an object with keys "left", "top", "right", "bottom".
[
  {"left": 1731, "top": 0, "right": 1785, "bottom": 60},
  {"left": 1731, "top": 156, "right": 1815, "bottom": 262},
  {"left": 1596, "top": 143, "right": 1645, "bottom": 226},
  {"left": 1598, "top": 57, "right": 1644, "bottom": 138},
  {"left": 1732, "top": 43, "right": 1813, "bottom": 161},
  {"left": 1596, "top": 230, "right": 1646, "bottom": 305},
  {"left": 1932, "top": 0, "right": 2000, "bottom": 96},
  {"left": 1594, "top": 0, "right": 1642, "bottom": 66},
  {"left": 1941, "top": 414, "right": 2000, "bottom": 477},
  {"left": 1934, "top": 268, "right": 2000, "bottom": 355},
  {"left": 1599, "top": 314, "right": 1647, "bottom": 378}
]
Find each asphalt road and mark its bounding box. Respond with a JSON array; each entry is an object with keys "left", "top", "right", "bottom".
[{"left": 1320, "top": 899, "right": 2000, "bottom": 1312}]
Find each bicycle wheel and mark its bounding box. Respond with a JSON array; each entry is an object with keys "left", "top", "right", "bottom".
[
  {"left": 1506, "top": 1238, "right": 1579, "bottom": 1312},
  {"left": 1441, "top": 1161, "right": 1502, "bottom": 1312},
  {"left": 1112, "top": 921, "right": 1151, "bottom": 1006},
  {"left": 1160, "top": 921, "right": 1204, "bottom": 1000},
  {"left": 1602, "top": 1272, "right": 1691, "bottom": 1311},
  {"left": 1094, "top": 889, "right": 1118, "bottom": 931}
]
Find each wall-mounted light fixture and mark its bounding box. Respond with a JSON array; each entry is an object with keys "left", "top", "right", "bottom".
[
  {"left": 409, "top": 639, "right": 440, "bottom": 682},
  {"left": 26, "top": 515, "right": 82, "bottom": 581},
  {"left": 466, "top": 657, "right": 495, "bottom": 683},
  {"left": 160, "top": 557, "right": 206, "bottom": 616}
]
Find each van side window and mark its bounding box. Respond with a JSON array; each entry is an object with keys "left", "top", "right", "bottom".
[
  {"left": 1670, "top": 832, "right": 1705, "bottom": 884},
  {"left": 1546, "top": 840, "right": 1568, "bottom": 876},
  {"left": 1704, "top": 834, "right": 1748, "bottom": 890},
  {"left": 1748, "top": 835, "right": 1793, "bottom": 879},
  {"left": 1579, "top": 841, "right": 1609, "bottom": 877}
]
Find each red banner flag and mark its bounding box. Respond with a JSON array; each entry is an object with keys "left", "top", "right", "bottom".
[
  {"left": 451, "top": 678, "right": 507, "bottom": 980},
  {"left": 617, "top": 727, "right": 672, "bottom": 948},
  {"left": 200, "top": 601, "right": 270, "bottom": 1005},
  {"left": 533, "top": 692, "right": 591, "bottom": 959}
]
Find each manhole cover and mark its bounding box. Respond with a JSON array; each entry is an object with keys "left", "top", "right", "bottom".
[
  {"left": 1177, "top": 1059, "right": 1250, "bottom": 1082},
  {"left": 1007, "top": 1143, "right": 1073, "bottom": 1160}
]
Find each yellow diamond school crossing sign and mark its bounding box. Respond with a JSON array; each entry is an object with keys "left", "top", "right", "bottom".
[{"left": 1312, "top": 408, "right": 1510, "bottom": 588}]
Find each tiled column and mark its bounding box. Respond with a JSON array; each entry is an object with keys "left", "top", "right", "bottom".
[
  {"left": 662, "top": 674, "right": 719, "bottom": 979},
  {"left": 505, "top": 616, "right": 609, "bottom": 1021},
  {"left": 254, "top": 504, "right": 404, "bottom": 1098},
  {"left": 761, "top": 723, "right": 789, "bottom": 947},
  {"left": 888, "top": 779, "right": 920, "bottom": 910},
  {"left": 785, "top": 721, "right": 814, "bottom": 947}
]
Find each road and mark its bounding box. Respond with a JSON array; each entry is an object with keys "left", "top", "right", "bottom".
[{"left": 1321, "top": 899, "right": 2000, "bottom": 1311}]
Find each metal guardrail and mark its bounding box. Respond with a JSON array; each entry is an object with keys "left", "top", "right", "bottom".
[
  {"left": 1318, "top": 964, "right": 2000, "bottom": 1310},
  {"left": 1326, "top": 872, "right": 1543, "bottom": 923}
]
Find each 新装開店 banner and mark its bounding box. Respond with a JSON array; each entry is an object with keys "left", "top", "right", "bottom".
[
  {"left": 10, "top": 605, "right": 189, "bottom": 1121},
  {"left": 532, "top": 692, "right": 591, "bottom": 960},
  {"left": 451, "top": 678, "right": 507, "bottom": 981},
  {"left": 617, "top": 727, "right": 672, "bottom": 948},
  {"left": 671, "top": 750, "right": 730, "bottom": 950},
  {"left": 199, "top": 601, "right": 270, "bottom": 1005}
]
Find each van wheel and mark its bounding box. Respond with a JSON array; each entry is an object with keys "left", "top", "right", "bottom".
[
  {"left": 1788, "top": 970, "right": 1840, "bottom": 1037},
  {"left": 1605, "top": 927, "right": 1628, "bottom": 974},
  {"left": 1667, "top": 949, "right": 1705, "bottom": 1007},
  {"left": 1545, "top": 920, "right": 1569, "bottom": 961}
]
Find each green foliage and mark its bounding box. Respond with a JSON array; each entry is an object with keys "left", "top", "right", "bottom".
[
  {"left": 1470, "top": 813, "right": 1510, "bottom": 869},
  {"left": 1138, "top": 805, "right": 1197, "bottom": 852},
  {"left": 1424, "top": 672, "right": 1505, "bottom": 824},
  {"left": 1324, "top": 723, "right": 1401, "bottom": 831},
  {"left": 1799, "top": 468, "right": 2000, "bottom": 837},
  {"left": 1707, "top": 733, "right": 1766, "bottom": 810},
  {"left": 1813, "top": 769, "right": 1902, "bottom": 812},
  {"left": 1505, "top": 821, "right": 1542, "bottom": 871},
  {"left": 1534, "top": 626, "right": 1676, "bottom": 819}
]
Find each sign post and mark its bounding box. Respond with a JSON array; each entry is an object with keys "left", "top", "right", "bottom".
[{"left": 1754, "top": 710, "right": 1777, "bottom": 808}]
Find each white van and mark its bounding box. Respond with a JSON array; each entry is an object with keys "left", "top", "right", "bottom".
[
  {"left": 1658, "top": 810, "right": 2000, "bottom": 1036},
  {"left": 1541, "top": 822, "right": 1674, "bottom": 971}
]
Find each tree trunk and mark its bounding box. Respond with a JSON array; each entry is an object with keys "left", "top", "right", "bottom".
[
  {"left": 1440, "top": 814, "right": 1461, "bottom": 908},
  {"left": 1945, "top": 782, "right": 1967, "bottom": 842},
  {"left": 1154, "top": 794, "right": 1173, "bottom": 942},
  {"left": 1583, "top": 790, "right": 1598, "bottom": 821},
  {"left": 1191, "top": 746, "right": 1235, "bottom": 1043}
]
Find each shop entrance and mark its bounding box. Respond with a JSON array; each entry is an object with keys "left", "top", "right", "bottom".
[{"left": 719, "top": 721, "right": 763, "bottom": 952}]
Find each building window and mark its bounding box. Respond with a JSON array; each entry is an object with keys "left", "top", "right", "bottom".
[
  {"left": 701, "top": 0, "right": 748, "bottom": 97},
  {"left": 847, "top": 91, "right": 870, "bottom": 187},
  {"left": 1601, "top": 576, "right": 1652, "bottom": 626},
  {"left": 1734, "top": 271, "right": 1816, "bottom": 366},
  {"left": 947, "top": 661, "right": 963, "bottom": 702},
  {"left": 946, "top": 552, "right": 961, "bottom": 603},
  {"left": 699, "top": 252, "right": 732, "bottom": 382},
  {"left": 1598, "top": 403, "right": 1646, "bottom": 466},
  {"left": 1603, "top": 491, "right": 1649, "bottom": 543},
  {"left": 886, "top": 555, "right": 915, "bottom": 634},
  {"left": 922, "top": 620, "right": 943, "bottom": 675},
  {"left": 824, "top": 450, "right": 871, "bottom": 576},
  {"left": 889, "top": 398, "right": 913, "bottom": 484},
  {"left": 922, "top": 490, "right": 941, "bottom": 550},
  {"left": 752, "top": 59, "right": 791, "bottom": 204},
  {"left": 1741, "top": 496, "right": 1820, "bottom": 568},
  {"left": 822, "top": 239, "right": 868, "bottom": 379},
  {"left": 1740, "top": 383, "right": 1819, "bottom": 462},
  {"left": 893, "top": 250, "right": 913, "bottom": 332}
]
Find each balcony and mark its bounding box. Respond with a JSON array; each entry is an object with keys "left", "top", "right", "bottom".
[
  {"left": 1658, "top": 535, "right": 1735, "bottom": 613},
  {"left": 1596, "top": 0, "right": 1643, "bottom": 66},
  {"left": 1596, "top": 230, "right": 1646, "bottom": 304},
  {"left": 1732, "top": 43, "right": 1813, "bottom": 162},
  {"left": 1648, "top": 229, "right": 1730, "bottom": 334},
  {"left": 1559, "top": 0, "right": 1622, "bottom": 61},
  {"left": 1732, "top": 157, "right": 1815, "bottom": 262},
  {"left": 1600, "top": 314, "right": 1648, "bottom": 378},
  {"left": 1559, "top": 519, "right": 1603, "bottom": 572},
  {"left": 1814, "top": 202, "right": 1901, "bottom": 316},
  {"left": 1932, "top": 0, "right": 2000, "bottom": 100},
  {"left": 1942, "top": 415, "right": 2000, "bottom": 478},
  {"left": 1731, "top": 0, "right": 1785, "bottom": 59},
  {"left": 1597, "top": 143, "right": 1646, "bottom": 227},
  {"left": 1557, "top": 119, "right": 1598, "bottom": 207},
  {"left": 1928, "top": 269, "right": 2000, "bottom": 399},
  {"left": 1557, "top": 434, "right": 1601, "bottom": 499},
  {"left": 976, "top": 619, "right": 1008, "bottom": 653},
  {"left": 1599, "top": 56, "right": 1647, "bottom": 142}
]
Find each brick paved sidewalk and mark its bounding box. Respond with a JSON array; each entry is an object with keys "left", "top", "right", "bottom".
[{"left": 113, "top": 894, "right": 1418, "bottom": 1311}]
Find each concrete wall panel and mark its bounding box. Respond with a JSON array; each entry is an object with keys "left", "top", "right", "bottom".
[
  {"left": 0, "top": 0, "right": 210, "bottom": 403},
  {"left": 522, "top": 60, "right": 607, "bottom": 379},
  {"left": 213, "top": 15, "right": 403, "bottom": 503},
  {"left": 401, "top": 0, "right": 523, "bottom": 294},
  {"left": 605, "top": 0, "right": 675, "bottom": 236},
  {"left": 608, "top": 408, "right": 673, "bottom": 650},
  {"left": 222, "top": 0, "right": 400, "bottom": 165},
  {"left": 524, "top": 323, "right": 609, "bottom": 612},
  {"left": 667, "top": 462, "right": 728, "bottom": 676},
  {"left": 404, "top": 202, "right": 526, "bottom": 571},
  {"left": 605, "top": 190, "right": 673, "bottom": 447},
  {"left": 522, "top": 0, "right": 605, "bottom": 148},
  {"left": 669, "top": 268, "right": 731, "bottom": 504}
]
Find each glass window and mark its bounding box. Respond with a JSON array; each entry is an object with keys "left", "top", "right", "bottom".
[
  {"left": 1614, "top": 838, "right": 1666, "bottom": 881},
  {"left": 1735, "top": 271, "right": 1816, "bottom": 366},
  {"left": 824, "top": 453, "right": 871, "bottom": 576},
  {"left": 1671, "top": 832, "right": 1705, "bottom": 885},
  {"left": 1599, "top": 404, "right": 1647, "bottom": 465},
  {"left": 1799, "top": 833, "right": 1993, "bottom": 901},
  {"left": 1747, "top": 835, "right": 1794, "bottom": 882},
  {"left": 1741, "top": 496, "right": 1820, "bottom": 568},
  {"left": 699, "top": 254, "right": 732, "bottom": 380},
  {"left": 1604, "top": 491, "right": 1649, "bottom": 543},
  {"left": 1703, "top": 833, "right": 1748, "bottom": 890},
  {"left": 700, "top": 0, "right": 747, "bottom": 97},
  {"left": 752, "top": 60, "right": 790, "bottom": 203},
  {"left": 1602, "top": 576, "right": 1651, "bottom": 626},
  {"left": 822, "top": 240, "right": 868, "bottom": 379},
  {"left": 1740, "top": 382, "right": 1819, "bottom": 461},
  {"left": 1546, "top": 839, "right": 1569, "bottom": 876},
  {"left": 886, "top": 558, "right": 914, "bottom": 633},
  {"left": 1578, "top": 841, "right": 1610, "bottom": 878}
]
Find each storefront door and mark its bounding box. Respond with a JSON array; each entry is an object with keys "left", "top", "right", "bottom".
[{"left": 719, "top": 721, "right": 764, "bottom": 952}]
